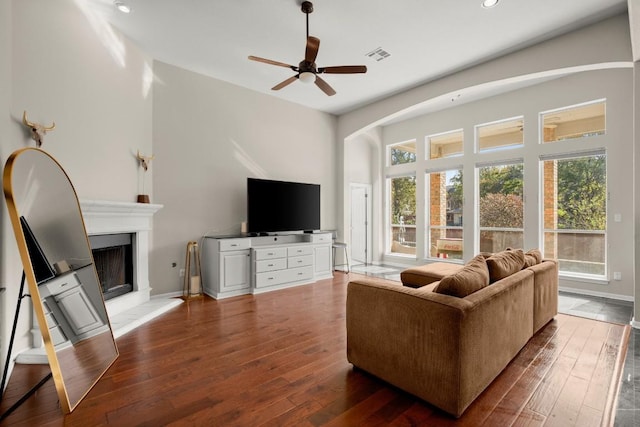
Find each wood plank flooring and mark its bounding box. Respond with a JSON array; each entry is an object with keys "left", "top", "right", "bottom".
[{"left": 0, "top": 273, "right": 630, "bottom": 426}]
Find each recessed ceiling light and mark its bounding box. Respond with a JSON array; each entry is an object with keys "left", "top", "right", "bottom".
[
  {"left": 114, "top": 1, "right": 131, "bottom": 13},
  {"left": 481, "top": 0, "right": 499, "bottom": 8}
]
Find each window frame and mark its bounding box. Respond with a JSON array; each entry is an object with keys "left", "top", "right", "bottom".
[
  {"left": 426, "top": 129, "right": 464, "bottom": 160},
  {"left": 539, "top": 149, "right": 607, "bottom": 280},
  {"left": 476, "top": 160, "right": 525, "bottom": 254},
  {"left": 386, "top": 173, "right": 417, "bottom": 258},
  {"left": 539, "top": 99, "right": 606, "bottom": 145},
  {"left": 476, "top": 116, "right": 525, "bottom": 153},
  {"left": 388, "top": 139, "right": 417, "bottom": 167},
  {"left": 425, "top": 167, "right": 464, "bottom": 260}
]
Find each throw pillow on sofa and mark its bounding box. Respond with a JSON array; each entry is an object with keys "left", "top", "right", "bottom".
[
  {"left": 506, "top": 247, "right": 543, "bottom": 268},
  {"left": 434, "top": 254, "right": 490, "bottom": 298},
  {"left": 524, "top": 249, "right": 542, "bottom": 267},
  {"left": 486, "top": 249, "right": 525, "bottom": 282}
]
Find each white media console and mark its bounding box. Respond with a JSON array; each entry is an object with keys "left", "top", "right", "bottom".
[{"left": 202, "top": 232, "right": 333, "bottom": 299}]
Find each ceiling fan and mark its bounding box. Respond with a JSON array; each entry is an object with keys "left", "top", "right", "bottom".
[{"left": 248, "top": 1, "right": 367, "bottom": 96}]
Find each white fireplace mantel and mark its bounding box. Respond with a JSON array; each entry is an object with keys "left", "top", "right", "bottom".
[{"left": 80, "top": 199, "right": 163, "bottom": 318}]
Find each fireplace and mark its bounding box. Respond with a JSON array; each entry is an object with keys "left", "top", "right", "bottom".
[
  {"left": 89, "top": 233, "right": 134, "bottom": 301},
  {"left": 81, "top": 199, "right": 162, "bottom": 318}
]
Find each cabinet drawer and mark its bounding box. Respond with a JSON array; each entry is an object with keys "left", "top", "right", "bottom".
[
  {"left": 255, "top": 269, "right": 288, "bottom": 288},
  {"left": 40, "top": 272, "right": 80, "bottom": 295},
  {"left": 308, "top": 233, "right": 332, "bottom": 243},
  {"left": 219, "top": 238, "right": 251, "bottom": 252},
  {"left": 254, "top": 247, "right": 287, "bottom": 260},
  {"left": 255, "top": 266, "right": 313, "bottom": 288},
  {"left": 255, "top": 258, "right": 287, "bottom": 273},
  {"left": 285, "top": 266, "right": 314, "bottom": 283},
  {"left": 288, "top": 255, "right": 313, "bottom": 269},
  {"left": 287, "top": 246, "right": 313, "bottom": 257}
]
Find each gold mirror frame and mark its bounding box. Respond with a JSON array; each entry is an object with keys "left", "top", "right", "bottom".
[{"left": 3, "top": 148, "right": 118, "bottom": 413}]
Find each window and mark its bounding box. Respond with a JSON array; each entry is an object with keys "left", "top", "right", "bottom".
[
  {"left": 389, "top": 175, "right": 416, "bottom": 255},
  {"left": 428, "top": 130, "right": 463, "bottom": 159},
  {"left": 389, "top": 140, "right": 417, "bottom": 165},
  {"left": 477, "top": 117, "right": 524, "bottom": 152},
  {"left": 478, "top": 163, "right": 524, "bottom": 252},
  {"left": 541, "top": 100, "right": 605, "bottom": 143},
  {"left": 541, "top": 152, "right": 606, "bottom": 276},
  {"left": 427, "top": 169, "right": 463, "bottom": 259}
]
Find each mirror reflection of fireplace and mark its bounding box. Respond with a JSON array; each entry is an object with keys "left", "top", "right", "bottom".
[{"left": 89, "top": 234, "right": 134, "bottom": 301}]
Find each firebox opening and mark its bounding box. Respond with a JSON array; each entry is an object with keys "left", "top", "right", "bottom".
[{"left": 89, "top": 233, "right": 134, "bottom": 301}]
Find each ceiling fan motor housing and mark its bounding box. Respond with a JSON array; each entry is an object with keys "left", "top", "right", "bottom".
[{"left": 301, "top": 1, "right": 313, "bottom": 14}]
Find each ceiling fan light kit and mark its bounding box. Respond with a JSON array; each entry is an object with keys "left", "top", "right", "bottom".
[
  {"left": 299, "top": 71, "right": 316, "bottom": 84},
  {"left": 248, "top": 1, "right": 367, "bottom": 96}
]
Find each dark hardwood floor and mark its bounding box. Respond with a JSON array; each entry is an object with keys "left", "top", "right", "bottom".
[{"left": 0, "top": 272, "right": 630, "bottom": 426}]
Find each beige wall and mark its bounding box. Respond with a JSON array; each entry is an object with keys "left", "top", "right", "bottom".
[{"left": 150, "top": 62, "right": 337, "bottom": 295}]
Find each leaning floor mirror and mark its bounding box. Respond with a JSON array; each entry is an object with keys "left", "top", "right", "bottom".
[{"left": 3, "top": 147, "right": 118, "bottom": 413}]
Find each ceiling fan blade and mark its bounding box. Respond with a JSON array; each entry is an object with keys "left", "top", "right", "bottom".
[
  {"left": 305, "top": 36, "right": 320, "bottom": 63},
  {"left": 318, "top": 65, "right": 367, "bottom": 74},
  {"left": 271, "top": 76, "right": 298, "bottom": 91},
  {"left": 248, "top": 55, "right": 295, "bottom": 69},
  {"left": 314, "top": 76, "right": 336, "bottom": 96}
]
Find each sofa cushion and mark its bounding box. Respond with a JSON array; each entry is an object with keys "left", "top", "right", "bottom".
[
  {"left": 506, "top": 247, "right": 542, "bottom": 268},
  {"left": 434, "top": 255, "right": 490, "bottom": 298},
  {"left": 401, "top": 262, "right": 464, "bottom": 288},
  {"left": 486, "top": 249, "right": 525, "bottom": 282},
  {"left": 524, "top": 249, "right": 542, "bottom": 267}
]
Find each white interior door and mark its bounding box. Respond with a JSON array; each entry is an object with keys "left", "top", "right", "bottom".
[{"left": 350, "top": 184, "right": 371, "bottom": 265}]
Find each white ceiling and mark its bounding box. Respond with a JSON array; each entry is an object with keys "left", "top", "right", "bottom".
[{"left": 95, "top": 0, "right": 627, "bottom": 116}]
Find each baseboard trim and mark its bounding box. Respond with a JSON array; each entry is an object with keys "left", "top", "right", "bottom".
[{"left": 559, "top": 285, "right": 634, "bottom": 302}]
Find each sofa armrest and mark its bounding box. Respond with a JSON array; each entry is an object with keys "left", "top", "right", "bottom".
[
  {"left": 346, "top": 278, "right": 470, "bottom": 416},
  {"left": 528, "top": 259, "right": 558, "bottom": 333}
]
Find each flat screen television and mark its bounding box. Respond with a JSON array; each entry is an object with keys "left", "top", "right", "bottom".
[{"left": 247, "top": 178, "right": 320, "bottom": 234}]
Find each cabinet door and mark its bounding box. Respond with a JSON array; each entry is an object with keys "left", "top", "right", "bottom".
[
  {"left": 54, "top": 285, "right": 105, "bottom": 337},
  {"left": 314, "top": 245, "right": 332, "bottom": 277},
  {"left": 221, "top": 250, "right": 251, "bottom": 291}
]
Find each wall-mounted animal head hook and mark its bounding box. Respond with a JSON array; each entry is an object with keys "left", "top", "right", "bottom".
[
  {"left": 136, "top": 150, "right": 155, "bottom": 171},
  {"left": 22, "top": 111, "right": 55, "bottom": 148}
]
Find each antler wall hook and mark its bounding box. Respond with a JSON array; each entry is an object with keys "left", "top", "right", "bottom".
[
  {"left": 22, "top": 111, "right": 55, "bottom": 147},
  {"left": 136, "top": 150, "right": 155, "bottom": 171}
]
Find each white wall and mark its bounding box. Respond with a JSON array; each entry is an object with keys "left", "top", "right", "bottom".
[
  {"left": 2, "top": 0, "right": 153, "bottom": 369},
  {"left": 11, "top": 0, "right": 153, "bottom": 201},
  {"left": 150, "top": 61, "right": 338, "bottom": 295},
  {"left": 344, "top": 128, "right": 383, "bottom": 261}
]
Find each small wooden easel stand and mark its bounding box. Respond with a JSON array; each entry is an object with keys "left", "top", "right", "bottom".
[{"left": 182, "top": 241, "right": 203, "bottom": 300}]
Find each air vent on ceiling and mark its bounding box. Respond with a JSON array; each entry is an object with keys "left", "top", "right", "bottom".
[{"left": 366, "top": 47, "right": 391, "bottom": 62}]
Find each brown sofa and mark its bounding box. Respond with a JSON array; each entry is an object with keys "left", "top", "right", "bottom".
[{"left": 346, "top": 255, "right": 558, "bottom": 418}]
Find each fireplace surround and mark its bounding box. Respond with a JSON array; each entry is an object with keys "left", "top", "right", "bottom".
[{"left": 80, "top": 199, "right": 163, "bottom": 318}]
